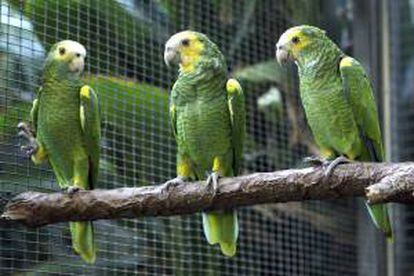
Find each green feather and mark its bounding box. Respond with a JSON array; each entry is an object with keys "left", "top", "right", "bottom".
[
  {"left": 202, "top": 211, "right": 238, "bottom": 257},
  {"left": 31, "top": 44, "right": 100, "bottom": 263},
  {"left": 169, "top": 32, "right": 245, "bottom": 256},
  {"left": 339, "top": 56, "right": 392, "bottom": 241},
  {"left": 70, "top": 222, "right": 96, "bottom": 264},
  {"left": 366, "top": 203, "right": 393, "bottom": 242},
  {"left": 291, "top": 25, "right": 393, "bottom": 240}
]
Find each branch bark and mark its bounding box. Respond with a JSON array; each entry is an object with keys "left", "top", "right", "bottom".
[{"left": 2, "top": 162, "right": 414, "bottom": 227}]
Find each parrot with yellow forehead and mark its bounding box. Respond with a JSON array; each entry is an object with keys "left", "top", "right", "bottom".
[
  {"left": 163, "top": 31, "right": 245, "bottom": 256},
  {"left": 276, "top": 25, "right": 392, "bottom": 240},
  {"left": 18, "top": 40, "right": 100, "bottom": 263}
]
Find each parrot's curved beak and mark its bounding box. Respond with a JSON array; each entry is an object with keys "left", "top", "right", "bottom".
[
  {"left": 164, "top": 47, "right": 180, "bottom": 67},
  {"left": 275, "top": 44, "right": 291, "bottom": 66}
]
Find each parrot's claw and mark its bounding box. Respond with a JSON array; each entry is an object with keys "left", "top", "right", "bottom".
[
  {"left": 161, "top": 176, "right": 187, "bottom": 196},
  {"left": 303, "top": 156, "right": 328, "bottom": 167},
  {"left": 304, "top": 155, "right": 351, "bottom": 177},
  {"left": 20, "top": 144, "right": 37, "bottom": 156},
  {"left": 17, "top": 122, "right": 33, "bottom": 134},
  {"left": 324, "top": 156, "right": 351, "bottom": 177},
  {"left": 66, "top": 186, "right": 83, "bottom": 195},
  {"left": 18, "top": 122, "right": 38, "bottom": 158},
  {"left": 206, "top": 172, "right": 220, "bottom": 197}
]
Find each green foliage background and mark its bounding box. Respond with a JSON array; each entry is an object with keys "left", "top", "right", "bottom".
[{"left": 0, "top": 1, "right": 361, "bottom": 275}]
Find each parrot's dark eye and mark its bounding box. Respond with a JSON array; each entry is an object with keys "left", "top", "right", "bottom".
[
  {"left": 292, "top": 36, "right": 300, "bottom": 44},
  {"left": 181, "top": 39, "right": 190, "bottom": 47},
  {"left": 75, "top": 53, "right": 81, "bottom": 58},
  {"left": 59, "top": 47, "right": 66, "bottom": 56}
]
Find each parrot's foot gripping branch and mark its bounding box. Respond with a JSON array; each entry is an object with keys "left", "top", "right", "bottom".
[
  {"left": 17, "top": 122, "right": 38, "bottom": 157},
  {"left": 303, "top": 156, "right": 328, "bottom": 167},
  {"left": 61, "top": 186, "right": 85, "bottom": 196},
  {"left": 303, "top": 155, "right": 351, "bottom": 177},
  {"left": 160, "top": 176, "right": 188, "bottom": 197},
  {"left": 206, "top": 172, "right": 220, "bottom": 197},
  {"left": 324, "top": 156, "right": 351, "bottom": 177}
]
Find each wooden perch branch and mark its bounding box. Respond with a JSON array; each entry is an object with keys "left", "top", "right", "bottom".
[{"left": 2, "top": 162, "right": 414, "bottom": 227}]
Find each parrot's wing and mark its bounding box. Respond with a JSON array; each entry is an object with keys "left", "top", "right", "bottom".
[
  {"left": 340, "top": 57, "right": 392, "bottom": 240},
  {"left": 79, "top": 85, "right": 101, "bottom": 188},
  {"left": 226, "top": 79, "right": 245, "bottom": 175},
  {"left": 339, "top": 56, "right": 384, "bottom": 162}
]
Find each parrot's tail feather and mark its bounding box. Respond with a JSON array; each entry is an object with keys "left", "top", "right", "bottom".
[
  {"left": 220, "top": 242, "right": 237, "bottom": 257},
  {"left": 202, "top": 210, "right": 238, "bottom": 257},
  {"left": 365, "top": 202, "right": 393, "bottom": 241},
  {"left": 69, "top": 221, "right": 96, "bottom": 264}
]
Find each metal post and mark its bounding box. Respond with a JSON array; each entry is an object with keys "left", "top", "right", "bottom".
[{"left": 380, "top": 0, "right": 394, "bottom": 275}]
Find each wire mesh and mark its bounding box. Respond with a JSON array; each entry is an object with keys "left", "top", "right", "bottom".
[
  {"left": 389, "top": 0, "right": 414, "bottom": 275},
  {"left": 0, "top": 0, "right": 379, "bottom": 275}
]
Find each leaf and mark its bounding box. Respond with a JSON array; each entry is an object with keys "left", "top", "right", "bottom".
[
  {"left": 85, "top": 75, "right": 174, "bottom": 186},
  {"left": 11, "top": 0, "right": 168, "bottom": 79},
  {"left": 257, "top": 86, "right": 283, "bottom": 122},
  {"left": 233, "top": 60, "right": 288, "bottom": 86}
]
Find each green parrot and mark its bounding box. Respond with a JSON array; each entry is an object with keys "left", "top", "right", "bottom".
[
  {"left": 163, "top": 31, "right": 245, "bottom": 256},
  {"left": 18, "top": 40, "right": 100, "bottom": 263},
  {"left": 275, "top": 25, "right": 392, "bottom": 241}
]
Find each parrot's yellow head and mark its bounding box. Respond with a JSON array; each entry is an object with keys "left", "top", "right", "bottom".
[
  {"left": 275, "top": 25, "right": 327, "bottom": 65},
  {"left": 46, "top": 40, "right": 86, "bottom": 75},
  {"left": 164, "top": 31, "right": 208, "bottom": 73}
]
